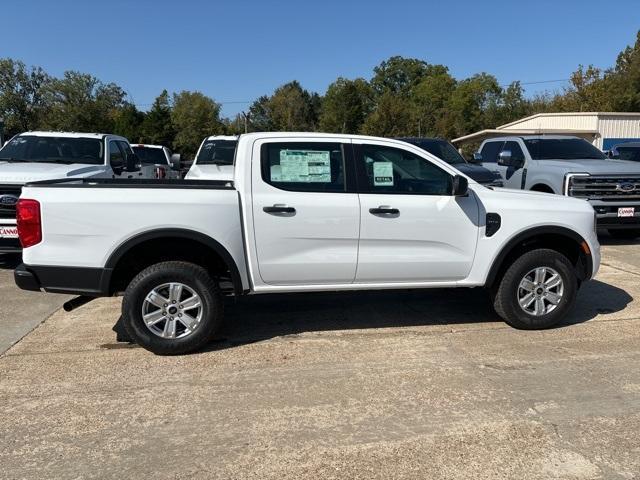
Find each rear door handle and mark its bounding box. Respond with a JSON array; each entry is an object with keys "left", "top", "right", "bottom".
[
  {"left": 263, "top": 205, "right": 296, "bottom": 214},
  {"left": 369, "top": 206, "right": 399, "bottom": 215}
]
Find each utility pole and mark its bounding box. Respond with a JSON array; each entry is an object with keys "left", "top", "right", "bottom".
[
  {"left": 0, "top": 118, "right": 4, "bottom": 146},
  {"left": 241, "top": 112, "right": 249, "bottom": 134}
]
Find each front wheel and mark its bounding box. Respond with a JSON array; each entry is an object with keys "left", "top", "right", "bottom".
[
  {"left": 122, "top": 261, "right": 223, "bottom": 355},
  {"left": 493, "top": 249, "right": 578, "bottom": 330},
  {"left": 608, "top": 229, "right": 640, "bottom": 240}
]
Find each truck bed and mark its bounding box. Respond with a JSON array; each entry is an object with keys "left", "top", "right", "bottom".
[{"left": 19, "top": 178, "right": 248, "bottom": 291}]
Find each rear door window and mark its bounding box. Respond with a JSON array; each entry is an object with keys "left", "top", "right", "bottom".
[{"left": 261, "top": 142, "right": 346, "bottom": 192}]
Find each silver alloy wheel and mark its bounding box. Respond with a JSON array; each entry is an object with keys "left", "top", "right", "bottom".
[
  {"left": 517, "top": 267, "right": 564, "bottom": 316},
  {"left": 141, "top": 282, "right": 203, "bottom": 339}
]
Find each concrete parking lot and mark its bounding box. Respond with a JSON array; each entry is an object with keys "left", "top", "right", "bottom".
[{"left": 1, "top": 237, "right": 639, "bottom": 479}]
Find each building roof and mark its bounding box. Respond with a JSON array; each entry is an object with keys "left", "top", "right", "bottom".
[
  {"left": 451, "top": 128, "right": 598, "bottom": 145},
  {"left": 498, "top": 112, "right": 640, "bottom": 129}
]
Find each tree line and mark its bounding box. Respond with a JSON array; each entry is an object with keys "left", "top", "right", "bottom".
[{"left": 1, "top": 31, "right": 639, "bottom": 158}]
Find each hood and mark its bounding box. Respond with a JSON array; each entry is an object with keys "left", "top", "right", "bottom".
[
  {"left": 185, "top": 164, "right": 234, "bottom": 181},
  {"left": 453, "top": 162, "right": 499, "bottom": 184},
  {"left": 0, "top": 162, "right": 106, "bottom": 184},
  {"left": 537, "top": 158, "right": 640, "bottom": 175}
]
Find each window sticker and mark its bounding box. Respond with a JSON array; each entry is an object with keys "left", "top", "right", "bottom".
[
  {"left": 279, "top": 150, "right": 331, "bottom": 183},
  {"left": 270, "top": 164, "right": 282, "bottom": 181},
  {"left": 373, "top": 161, "right": 394, "bottom": 186}
]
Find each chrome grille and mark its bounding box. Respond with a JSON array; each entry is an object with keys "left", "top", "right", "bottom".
[
  {"left": 567, "top": 175, "right": 640, "bottom": 201},
  {"left": 0, "top": 185, "right": 22, "bottom": 220}
]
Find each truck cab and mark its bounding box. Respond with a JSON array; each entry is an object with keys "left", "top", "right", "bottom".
[
  {"left": 0, "top": 131, "right": 144, "bottom": 252},
  {"left": 476, "top": 135, "right": 640, "bottom": 239}
]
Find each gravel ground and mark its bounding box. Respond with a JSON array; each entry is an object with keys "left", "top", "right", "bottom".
[{"left": 0, "top": 239, "right": 639, "bottom": 479}]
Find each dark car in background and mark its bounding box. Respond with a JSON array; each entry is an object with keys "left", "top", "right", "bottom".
[{"left": 397, "top": 137, "right": 503, "bottom": 187}]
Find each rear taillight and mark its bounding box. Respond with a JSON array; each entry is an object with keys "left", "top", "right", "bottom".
[
  {"left": 16, "top": 199, "right": 42, "bottom": 248},
  {"left": 155, "top": 166, "right": 167, "bottom": 179}
]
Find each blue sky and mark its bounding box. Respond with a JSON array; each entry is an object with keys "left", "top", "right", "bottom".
[{"left": 4, "top": 0, "right": 640, "bottom": 117}]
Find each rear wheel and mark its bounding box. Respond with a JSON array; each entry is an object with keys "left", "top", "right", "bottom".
[
  {"left": 608, "top": 229, "right": 640, "bottom": 240},
  {"left": 493, "top": 249, "right": 577, "bottom": 330},
  {"left": 122, "top": 261, "right": 223, "bottom": 355}
]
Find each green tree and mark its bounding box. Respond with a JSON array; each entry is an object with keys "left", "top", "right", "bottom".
[
  {"left": 447, "top": 73, "right": 502, "bottom": 137},
  {"left": 319, "top": 77, "right": 373, "bottom": 133},
  {"left": 371, "top": 56, "right": 447, "bottom": 97},
  {"left": 0, "top": 58, "right": 51, "bottom": 136},
  {"left": 171, "top": 91, "right": 223, "bottom": 157},
  {"left": 43, "top": 71, "right": 126, "bottom": 132},
  {"left": 257, "top": 81, "right": 320, "bottom": 131},
  {"left": 360, "top": 93, "right": 413, "bottom": 136},
  {"left": 113, "top": 103, "right": 144, "bottom": 142},
  {"left": 141, "top": 90, "right": 175, "bottom": 145},
  {"left": 410, "top": 70, "right": 457, "bottom": 137}
]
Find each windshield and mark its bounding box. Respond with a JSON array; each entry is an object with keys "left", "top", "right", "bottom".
[
  {"left": 524, "top": 138, "right": 606, "bottom": 160},
  {"left": 132, "top": 146, "right": 167, "bottom": 165},
  {"left": 416, "top": 139, "right": 466, "bottom": 165},
  {"left": 616, "top": 146, "right": 640, "bottom": 162},
  {"left": 0, "top": 135, "right": 103, "bottom": 165},
  {"left": 196, "top": 140, "right": 237, "bottom": 165}
]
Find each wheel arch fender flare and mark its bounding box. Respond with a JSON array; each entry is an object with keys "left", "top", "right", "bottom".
[
  {"left": 104, "top": 228, "right": 244, "bottom": 295},
  {"left": 485, "top": 225, "right": 592, "bottom": 288}
]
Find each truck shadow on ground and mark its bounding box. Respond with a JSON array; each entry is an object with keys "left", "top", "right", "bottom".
[
  {"left": 0, "top": 254, "right": 21, "bottom": 270},
  {"left": 203, "top": 279, "right": 632, "bottom": 352}
]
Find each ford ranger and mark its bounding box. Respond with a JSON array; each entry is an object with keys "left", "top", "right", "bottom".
[
  {"left": 0, "top": 131, "right": 151, "bottom": 252},
  {"left": 14, "top": 133, "right": 600, "bottom": 355},
  {"left": 476, "top": 135, "right": 640, "bottom": 239}
]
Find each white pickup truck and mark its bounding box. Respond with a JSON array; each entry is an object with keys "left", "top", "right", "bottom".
[
  {"left": 0, "top": 131, "right": 153, "bottom": 252},
  {"left": 185, "top": 135, "right": 237, "bottom": 181},
  {"left": 14, "top": 133, "right": 600, "bottom": 354}
]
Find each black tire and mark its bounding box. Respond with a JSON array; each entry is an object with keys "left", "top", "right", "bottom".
[
  {"left": 493, "top": 249, "right": 577, "bottom": 330},
  {"left": 122, "top": 261, "right": 223, "bottom": 355},
  {"left": 608, "top": 229, "right": 640, "bottom": 240}
]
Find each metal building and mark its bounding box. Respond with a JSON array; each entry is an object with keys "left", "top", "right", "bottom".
[{"left": 452, "top": 112, "right": 640, "bottom": 150}]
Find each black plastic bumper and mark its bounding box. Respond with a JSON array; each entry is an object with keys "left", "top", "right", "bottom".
[
  {"left": 14, "top": 263, "right": 112, "bottom": 296},
  {"left": 14, "top": 264, "right": 41, "bottom": 291}
]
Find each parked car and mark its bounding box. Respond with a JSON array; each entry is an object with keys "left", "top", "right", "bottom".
[
  {"left": 397, "top": 137, "right": 503, "bottom": 187},
  {"left": 185, "top": 135, "right": 238, "bottom": 181},
  {"left": 15, "top": 133, "right": 599, "bottom": 354},
  {"left": 475, "top": 135, "right": 640, "bottom": 239},
  {"left": 131, "top": 144, "right": 181, "bottom": 179},
  {"left": 0, "top": 131, "right": 145, "bottom": 253},
  {"left": 607, "top": 142, "right": 640, "bottom": 163}
]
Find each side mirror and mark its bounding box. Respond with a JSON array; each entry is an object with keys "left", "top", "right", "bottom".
[
  {"left": 125, "top": 152, "right": 141, "bottom": 172},
  {"left": 452, "top": 175, "right": 469, "bottom": 196},
  {"left": 471, "top": 152, "right": 483, "bottom": 164},
  {"left": 497, "top": 150, "right": 525, "bottom": 168},
  {"left": 497, "top": 150, "right": 512, "bottom": 166},
  {"left": 170, "top": 153, "right": 181, "bottom": 170}
]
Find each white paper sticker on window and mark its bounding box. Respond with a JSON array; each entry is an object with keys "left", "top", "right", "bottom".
[
  {"left": 373, "top": 161, "right": 393, "bottom": 186},
  {"left": 270, "top": 164, "right": 282, "bottom": 181},
  {"left": 279, "top": 150, "right": 331, "bottom": 183}
]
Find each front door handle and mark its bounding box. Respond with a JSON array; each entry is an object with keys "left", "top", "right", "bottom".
[
  {"left": 369, "top": 206, "right": 399, "bottom": 215},
  {"left": 263, "top": 205, "right": 296, "bottom": 214}
]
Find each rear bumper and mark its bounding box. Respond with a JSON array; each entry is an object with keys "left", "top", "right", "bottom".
[{"left": 14, "top": 263, "right": 112, "bottom": 296}]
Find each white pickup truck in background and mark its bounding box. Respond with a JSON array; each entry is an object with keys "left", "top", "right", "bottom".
[
  {"left": 0, "top": 131, "right": 152, "bottom": 252},
  {"left": 185, "top": 135, "right": 237, "bottom": 181},
  {"left": 131, "top": 144, "right": 182, "bottom": 179},
  {"left": 14, "top": 133, "right": 600, "bottom": 354}
]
